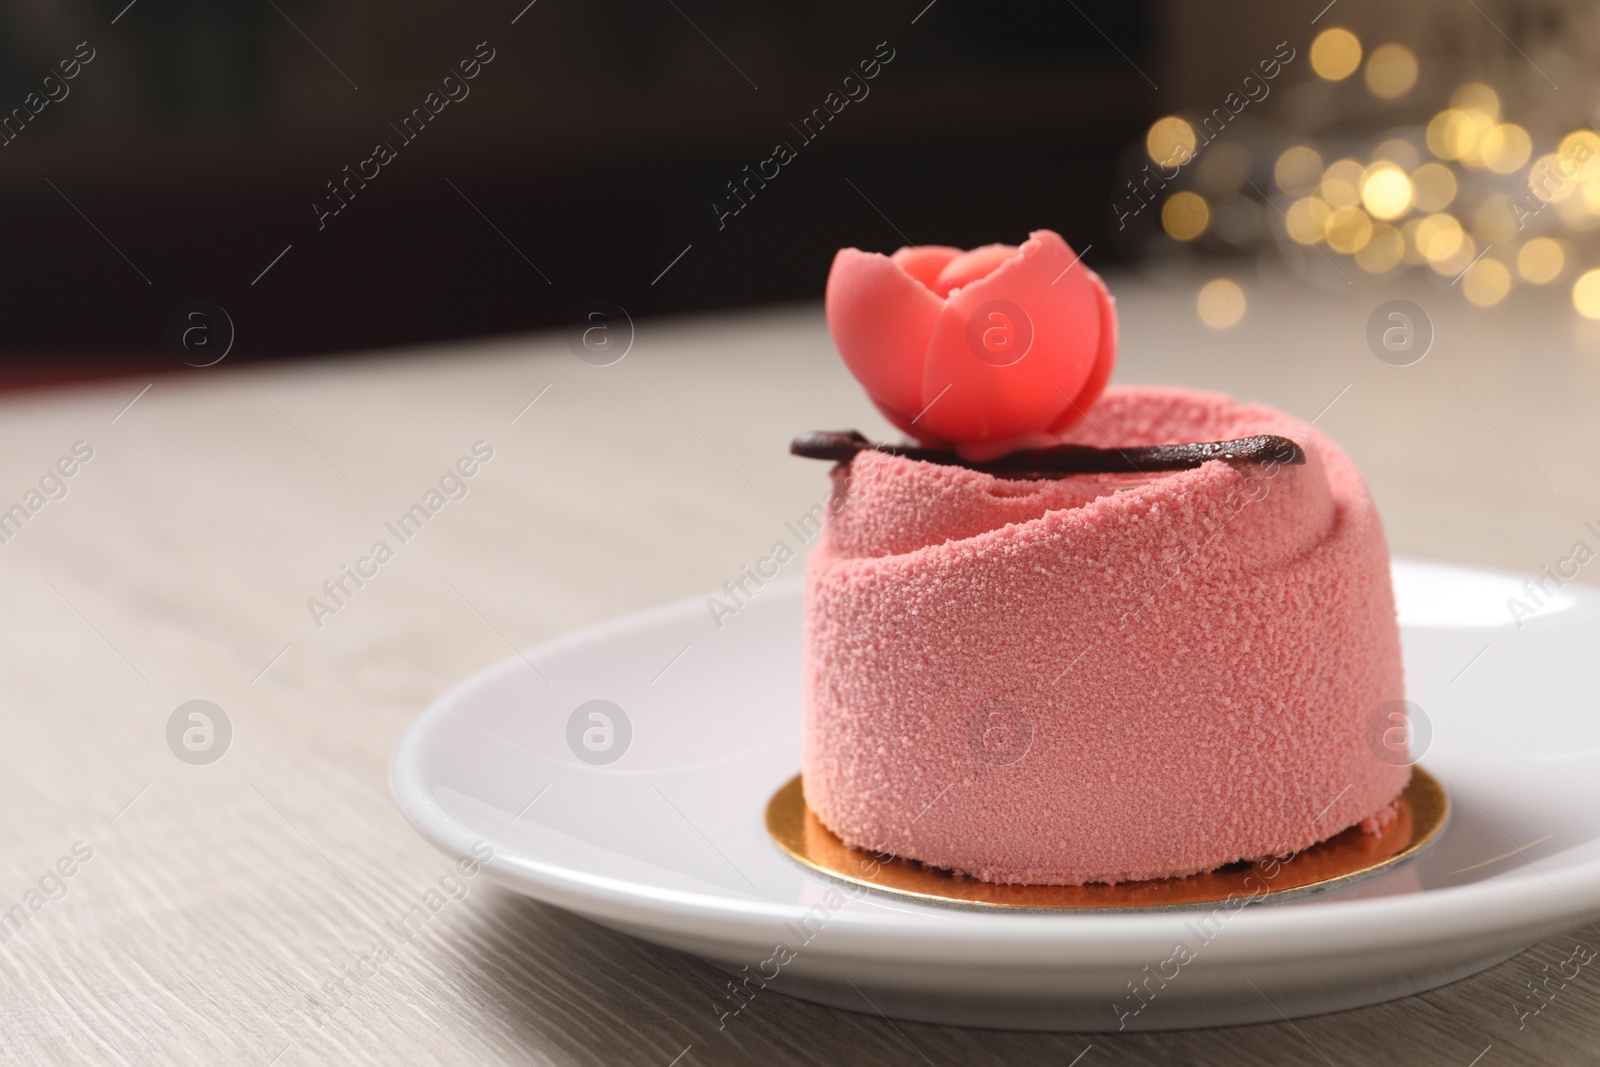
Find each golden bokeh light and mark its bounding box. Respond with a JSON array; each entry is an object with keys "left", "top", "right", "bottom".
[
  {"left": 1365, "top": 44, "right": 1419, "bottom": 99},
  {"left": 1401, "top": 219, "right": 1429, "bottom": 265},
  {"left": 1310, "top": 28, "right": 1363, "bottom": 81},
  {"left": 1325, "top": 205, "right": 1374, "bottom": 253},
  {"left": 1361, "top": 164, "right": 1414, "bottom": 220},
  {"left": 1427, "top": 109, "right": 1491, "bottom": 162},
  {"left": 1529, "top": 153, "right": 1580, "bottom": 204},
  {"left": 1161, "top": 191, "right": 1210, "bottom": 240},
  {"left": 1415, "top": 213, "right": 1466, "bottom": 260},
  {"left": 1411, "top": 162, "right": 1458, "bottom": 211},
  {"left": 1561, "top": 185, "right": 1600, "bottom": 232},
  {"left": 1355, "top": 223, "right": 1405, "bottom": 272},
  {"left": 1573, "top": 269, "right": 1600, "bottom": 318},
  {"left": 1428, "top": 233, "right": 1477, "bottom": 276},
  {"left": 1321, "top": 159, "right": 1366, "bottom": 208},
  {"left": 1517, "top": 237, "right": 1566, "bottom": 284},
  {"left": 1196, "top": 279, "right": 1247, "bottom": 329},
  {"left": 1285, "top": 196, "right": 1333, "bottom": 244},
  {"left": 1274, "top": 146, "right": 1325, "bottom": 194},
  {"left": 1481, "top": 123, "right": 1532, "bottom": 173},
  {"left": 1425, "top": 111, "right": 1465, "bottom": 161},
  {"left": 1450, "top": 82, "right": 1501, "bottom": 120},
  {"left": 1147, "top": 116, "right": 1198, "bottom": 167},
  {"left": 1558, "top": 130, "right": 1600, "bottom": 182},
  {"left": 1461, "top": 258, "right": 1512, "bottom": 307},
  {"left": 1374, "top": 138, "right": 1422, "bottom": 171},
  {"left": 1558, "top": 129, "right": 1600, "bottom": 159},
  {"left": 1153, "top": 69, "right": 1600, "bottom": 318}
]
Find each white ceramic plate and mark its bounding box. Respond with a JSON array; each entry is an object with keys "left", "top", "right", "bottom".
[{"left": 391, "top": 559, "right": 1600, "bottom": 1031}]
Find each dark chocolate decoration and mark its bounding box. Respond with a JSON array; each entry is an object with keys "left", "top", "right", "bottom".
[{"left": 790, "top": 429, "right": 1304, "bottom": 478}]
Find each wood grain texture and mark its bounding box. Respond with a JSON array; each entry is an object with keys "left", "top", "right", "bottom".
[{"left": 0, "top": 278, "right": 1595, "bottom": 1065}]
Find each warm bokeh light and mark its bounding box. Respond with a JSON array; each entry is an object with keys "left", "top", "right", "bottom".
[
  {"left": 1558, "top": 130, "right": 1600, "bottom": 181},
  {"left": 1427, "top": 109, "right": 1491, "bottom": 162},
  {"left": 1365, "top": 44, "right": 1419, "bottom": 99},
  {"left": 1129, "top": 67, "right": 1600, "bottom": 319},
  {"left": 1411, "top": 162, "right": 1458, "bottom": 211},
  {"left": 1325, "top": 205, "right": 1374, "bottom": 253},
  {"left": 1401, "top": 219, "right": 1429, "bottom": 265},
  {"left": 1416, "top": 213, "right": 1466, "bottom": 260},
  {"left": 1517, "top": 237, "right": 1566, "bottom": 284},
  {"left": 1147, "top": 116, "right": 1198, "bottom": 167},
  {"left": 1462, "top": 258, "right": 1512, "bottom": 307},
  {"left": 1374, "top": 138, "right": 1422, "bottom": 171},
  {"left": 1573, "top": 269, "right": 1600, "bottom": 318},
  {"left": 1321, "top": 159, "right": 1366, "bottom": 208},
  {"left": 1451, "top": 82, "right": 1501, "bottom": 120},
  {"left": 1481, "top": 124, "right": 1532, "bottom": 173},
  {"left": 1275, "top": 146, "right": 1325, "bottom": 194},
  {"left": 1310, "top": 28, "right": 1363, "bottom": 81},
  {"left": 1355, "top": 223, "right": 1405, "bottom": 272},
  {"left": 1161, "top": 191, "right": 1210, "bottom": 240},
  {"left": 1558, "top": 129, "right": 1600, "bottom": 159},
  {"left": 1361, "top": 164, "right": 1415, "bottom": 220},
  {"left": 1428, "top": 233, "right": 1477, "bottom": 276},
  {"left": 1530, "top": 153, "right": 1580, "bottom": 203},
  {"left": 1560, "top": 185, "right": 1600, "bottom": 232},
  {"left": 1285, "top": 196, "right": 1333, "bottom": 244},
  {"left": 1196, "top": 279, "right": 1247, "bottom": 328}
]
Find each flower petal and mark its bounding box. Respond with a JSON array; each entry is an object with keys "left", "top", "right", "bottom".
[
  {"left": 890, "top": 245, "right": 963, "bottom": 293},
  {"left": 916, "top": 230, "right": 1105, "bottom": 444},
  {"left": 825, "top": 248, "right": 944, "bottom": 419},
  {"left": 1049, "top": 272, "right": 1117, "bottom": 434},
  {"left": 933, "top": 243, "right": 1019, "bottom": 297}
]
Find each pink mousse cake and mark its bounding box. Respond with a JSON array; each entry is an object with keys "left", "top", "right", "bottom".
[{"left": 801, "top": 386, "right": 1409, "bottom": 886}]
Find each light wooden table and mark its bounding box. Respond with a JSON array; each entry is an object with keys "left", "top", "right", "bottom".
[{"left": 2, "top": 274, "right": 1596, "bottom": 1065}]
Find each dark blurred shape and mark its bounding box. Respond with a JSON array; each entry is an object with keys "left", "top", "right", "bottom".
[{"left": 0, "top": 0, "right": 1154, "bottom": 378}]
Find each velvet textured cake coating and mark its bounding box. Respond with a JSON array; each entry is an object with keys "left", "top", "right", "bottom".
[{"left": 801, "top": 386, "right": 1409, "bottom": 886}]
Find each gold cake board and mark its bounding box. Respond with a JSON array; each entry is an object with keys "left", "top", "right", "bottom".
[{"left": 765, "top": 768, "right": 1448, "bottom": 910}]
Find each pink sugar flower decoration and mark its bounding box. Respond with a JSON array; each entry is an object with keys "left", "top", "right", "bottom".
[{"left": 824, "top": 229, "right": 1117, "bottom": 459}]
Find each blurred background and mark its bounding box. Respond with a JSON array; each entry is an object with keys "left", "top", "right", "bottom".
[{"left": 1, "top": 0, "right": 1594, "bottom": 380}]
